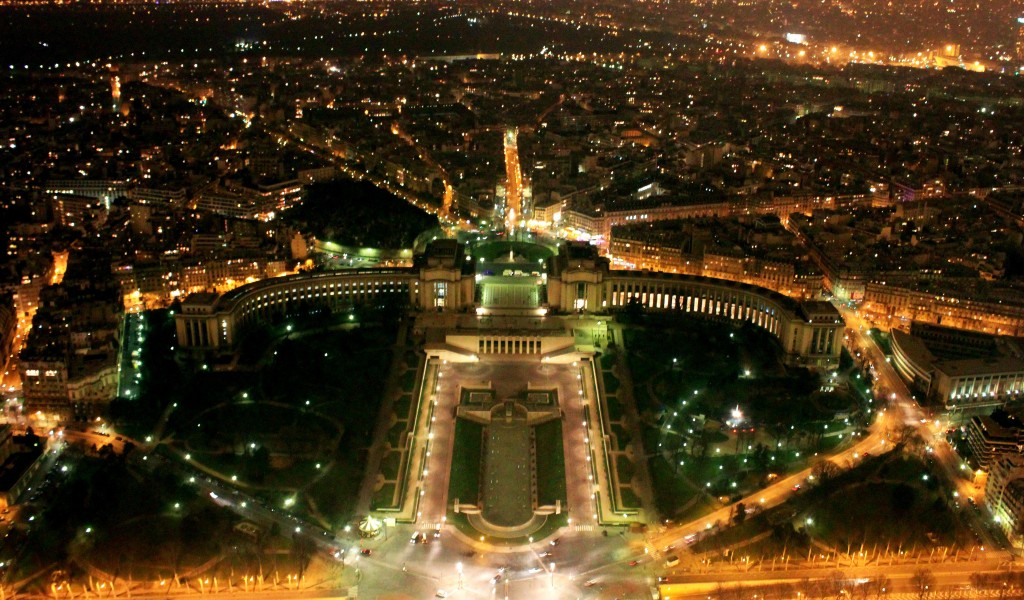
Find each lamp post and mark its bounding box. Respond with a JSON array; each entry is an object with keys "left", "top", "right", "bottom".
[
  {"left": 549, "top": 562, "right": 555, "bottom": 588},
  {"left": 457, "top": 562, "right": 463, "bottom": 589}
]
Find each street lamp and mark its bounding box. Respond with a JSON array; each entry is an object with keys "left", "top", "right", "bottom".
[{"left": 456, "top": 562, "right": 463, "bottom": 589}]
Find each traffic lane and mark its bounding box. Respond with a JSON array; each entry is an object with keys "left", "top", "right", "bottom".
[
  {"left": 659, "top": 555, "right": 1009, "bottom": 595},
  {"left": 652, "top": 427, "right": 889, "bottom": 551},
  {"left": 61, "top": 429, "right": 130, "bottom": 453},
  {"left": 841, "top": 310, "right": 1003, "bottom": 551}
]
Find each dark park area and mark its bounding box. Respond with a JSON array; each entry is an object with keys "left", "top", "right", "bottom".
[{"left": 282, "top": 180, "right": 439, "bottom": 249}]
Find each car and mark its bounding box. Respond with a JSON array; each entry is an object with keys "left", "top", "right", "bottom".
[
  {"left": 549, "top": 538, "right": 560, "bottom": 546},
  {"left": 629, "top": 560, "right": 640, "bottom": 567},
  {"left": 684, "top": 534, "right": 698, "bottom": 545},
  {"left": 527, "top": 567, "right": 543, "bottom": 574},
  {"left": 433, "top": 528, "right": 441, "bottom": 538},
  {"left": 410, "top": 532, "right": 421, "bottom": 544},
  {"left": 359, "top": 548, "right": 372, "bottom": 556},
  {"left": 583, "top": 579, "right": 598, "bottom": 587},
  {"left": 435, "top": 590, "right": 449, "bottom": 598},
  {"left": 539, "top": 551, "right": 552, "bottom": 558},
  {"left": 792, "top": 484, "right": 802, "bottom": 492},
  {"left": 491, "top": 574, "right": 503, "bottom": 585}
]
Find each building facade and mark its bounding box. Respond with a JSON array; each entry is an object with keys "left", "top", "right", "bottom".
[
  {"left": 987, "top": 453, "right": 1024, "bottom": 546},
  {"left": 176, "top": 241, "right": 844, "bottom": 368},
  {"left": 890, "top": 326, "right": 1024, "bottom": 409},
  {"left": 967, "top": 412, "right": 1024, "bottom": 471}
]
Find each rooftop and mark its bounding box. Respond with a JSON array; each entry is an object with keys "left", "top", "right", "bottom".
[{"left": 0, "top": 447, "right": 43, "bottom": 493}]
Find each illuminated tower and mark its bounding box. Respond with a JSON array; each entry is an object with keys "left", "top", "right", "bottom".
[{"left": 503, "top": 127, "right": 523, "bottom": 231}]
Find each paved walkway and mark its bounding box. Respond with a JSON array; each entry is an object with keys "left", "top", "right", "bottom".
[{"left": 580, "top": 358, "right": 642, "bottom": 525}]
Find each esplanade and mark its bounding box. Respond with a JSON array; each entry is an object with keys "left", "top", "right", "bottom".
[{"left": 175, "top": 239, "right": 843, "bottom": 368}]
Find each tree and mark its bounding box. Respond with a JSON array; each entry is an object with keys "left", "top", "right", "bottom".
[
  {"left": 890, "top": 484, "right": 917, "bottom": 516},
  {"left": 621, "top": 297, "right": 645, "bottom": 323},
  {"left": 23, "top": 426, "right": 40, "bottom": 447},
  {"left": 248, "top": 446, "right": 271, "bottom": 483},
  {"left": 692, "top": 427, "right": 713, "bottom": 465},
  {"left": 910, "top": 569, "right": 936, "bottom": 600},
  {"left": 752, "top": 443, "right": 772, "bottom": 474},
  {"left": 291, "top": 533, "right": 316, "bottom": 577},
  {"left": 872, "top": 575, "right": 892, "bottom": 599},
  {"left": 824, "top": 571, "right": 847, "bottom": 599},
  {"left": 733, "top": 502, "right": 747, "bottom": 526},
  {"left": 812, "top": 460, "right": 841, "bottom": 483}
]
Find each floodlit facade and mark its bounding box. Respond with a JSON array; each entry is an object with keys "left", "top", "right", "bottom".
[
  {"left": 890, "top": 326, "right": 1024, "bottom": 409},
  {"left": 987, "top": 453, "right": 1024, "bottom": 546},
  {"left": 176, "top": 241, "right": 844, "bottom": 368}
]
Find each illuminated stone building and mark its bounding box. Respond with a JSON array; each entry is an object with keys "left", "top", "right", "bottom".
[{"left": 176, "top": 240, "right": 843, "bottom": 368}]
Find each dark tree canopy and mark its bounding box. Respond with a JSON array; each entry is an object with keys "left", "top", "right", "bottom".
[{"left": 284, "top": 180, "right": 438, "bottom": 249}]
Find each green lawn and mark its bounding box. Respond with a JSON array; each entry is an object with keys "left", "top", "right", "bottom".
[
  {"left": 393, "top": 395, "right": 413, "bottom": 419},
  {"left": 380, "top": 450, "right": 402, "bottom": 480},
  {"left": 472, "top": 240, "right": 555, "bottom": 263},
  {"left": 611, "top": 423, "right": 632, "bottom": 450},
  {"left": 535, "top": 420, "right": 568, "bottom": 506},
  {"left": 371, "top": 483, "right": 397, "bottom": 509},
  {"left": 633, "top": 386, "right": 653, "bottom": 413},
  {"left": 400, "top": 369, "right": 418, "bottom": 393},
  {"left": 306, "top": 446, "right": 368, "bottom": 523},
  {"left": 387, "top": 421, "right": 408, "bottom": 448},
  {"left": 449, "top": 420, "right": 484, "bottom": 505},
  {"left": 605, "top": 395, "right": 624, "bottom": 421},
  {"left": 446, "top": 511, "right": 568, "bottom": 547},
  {"left": 619, "top": 487, "right": 642, "bottom": 510},
  {"left": 648, "top": 452, "right": 708, "bottom": 520},
  {"left": 523, "top": 512, "right": 568, "bottom": 544},
  {"left": 622, "top": 319, "right": 814, "bottom": 427},
  {"left": 185, "top": 403, "right": 339, "bottom": 453},
  {"left": 604, "top": 372, "right": 621, "bottom": 395},
  {"left": 616, "top": 454, "right": 636, "bottom": 485}
]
